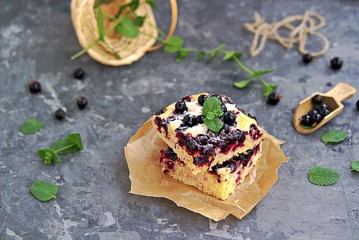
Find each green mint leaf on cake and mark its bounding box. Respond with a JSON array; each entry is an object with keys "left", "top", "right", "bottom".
[
  {"left": 309, "top": 167, "right": 339, "bottom": 186},
  {"left": 164, "top": 36, "right": 184, "bottom": 53},
  {"left": 350, "top": 161, "right": 359, "bottom": 172},
  {"left": 30, "top": 180, "right": 58, "bottom": 202},
  {"left": 20, "top": 117, "right": 45, "bottom": 135},
  {"left": 37, "top": 133, "right": 84, "bottom": 165},
  {"left": 116, "top": 17, "right": 140, "bottom": 38},
  {"left": 320, "top": 130, "right": 347, "bottom": 144},
  {"left": 202, "top": 97, "right": 224, "bottom": 132},
  {"left": 204, "top": 118, "right": 224, "bottom": 133}
]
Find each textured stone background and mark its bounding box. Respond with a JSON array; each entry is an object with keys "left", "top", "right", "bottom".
[{"left": 1, "top": 0, "right": 358, "bottom": 239}]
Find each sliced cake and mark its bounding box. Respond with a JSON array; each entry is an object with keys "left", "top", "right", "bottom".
[{"left": 151, "top": 92, "right": 263, "bottom": 200}]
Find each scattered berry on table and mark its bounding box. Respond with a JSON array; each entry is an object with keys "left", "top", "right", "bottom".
[
  {"left": 330, "top": 57, "right": 343, "bottom": 70},
  {"left": 300, "top": 114, "right": 314, "bottom": 126},
  {"left": 73, "top": 68, "right": 85, "bottom": 79},
  {"left": 77, "top": 96, "right": 88, "bottom": 110},
  {"left": 302, "top": 53, "right": 313, "bottom": 64},
  {"left": 311, "top": 95, "right": 323, "bottom": 105},
  {"left": 29, "top": 80, "right": 42, "bottom": 94},
  {"left": 54, "top": 109, "right": 66, "bottom": 120},
  {"left": 267, "top": 92, "right": 282, "bottom": 105},
  {"left": 356, "top": 100, "right": 359, "bottom": 110}
]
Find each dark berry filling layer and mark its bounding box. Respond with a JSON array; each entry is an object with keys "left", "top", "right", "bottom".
[
  {"left": 160, "top": 147, "right": 185, "bottom": 172},
  {"left": 176, "top": 129, "right": 247, "bottom": 166},
  {"left": 160, "top": 144, "right": 261, "bottom": 184},
  {"left": 210, "top": 143, "right": 261, "bottom": 183}
]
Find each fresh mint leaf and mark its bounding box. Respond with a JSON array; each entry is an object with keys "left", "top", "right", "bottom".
[
  {"left": 351, "top": 161, "right": 359, "bottom": 172},
  {"left": 197, "top": 51, "right": 206, "bottom": 61},
  {"left": 309, "top": 167, "right": 339, "bottom": 186},
  {"left": 202, "top": 97, "right": 224, "bottom": 133},
  {"left": 145, "top": 0, "right": 157, "bottom": 10},
  {"left": 116, "top": 17, "right": 139, "bottom": 38},
  {"left": 202, "top": 97, "right": 222, "bottom": 117},
  {"left": 37, "top": 149, "right": 60, "bottom": 165},
  {"left": 207, "top": 44, "right": 226, "bottom": 63},
  {"left": 30, "top": 180, "right": 58, "bottom": 202},
  {"left": 204, "top": 118, "right": 224, "bottom": 133},
  {"left": 164, "top": 36, "right": 184, "bottom": 53},
  {"left": 20, "top": 117, "right": 45, "bottom": 135},
  {"left": 134, "top": 16, "right": 146, "bottom": 27},
  {"left": 176, "top": 48, "right": 194, "bottom": 63},
  {"left": 206, "top": 112, "right": 215, "bottom": 120},
  {"left": 222, "top": 51, "right": 242, "bottom": 61},
  {"left": 129, "top": 0, "right": 140, "bottom": 11},
  {"left": 51, "top": 133, "right": 84, "bottom": 155},
  {"left": 234, "top": 78, "right": 252, "bottom": 89},
  {"left": 97, "top": 9, "right": 106, "bottom": 42},
  {"left": 213, "top": 109, "right": 223, "bottom": 117},
  {"left": 263, "top": 83, "right": 278, "bottom": 96},
  {"left": 320, "top": 130, "right": 347, "bottom": 144},
  {"left": 252, "top": 68, "right": 275, "bottom": 77},
  {"left": 37, "top": 133, "right": 84, "bottom": 165}
]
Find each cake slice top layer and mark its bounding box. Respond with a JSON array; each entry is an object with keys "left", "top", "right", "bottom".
[{"left": 152, "top": 92, "right": 262, "bottom": 169}]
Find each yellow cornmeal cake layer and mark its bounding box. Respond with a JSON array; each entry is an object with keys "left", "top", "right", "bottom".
[
  {"left": 152, "top": 92, "right": 263, "bottom": 175},
  {"left": 160, "top": 143, "right": 262, "bottom": 200}
]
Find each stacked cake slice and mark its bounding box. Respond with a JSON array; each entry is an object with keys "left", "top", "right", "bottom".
[{"left": 151, "top": 93, "right": 263, "bottom": 200}]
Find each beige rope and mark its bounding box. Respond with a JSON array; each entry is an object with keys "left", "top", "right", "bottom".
[{"left": 244, "top": 11, "right": 329, "bottom": 57}]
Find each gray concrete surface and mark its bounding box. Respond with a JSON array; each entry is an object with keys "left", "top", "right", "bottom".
[{"left": 1, "top": 0, "right": 358, "bottom": 239}]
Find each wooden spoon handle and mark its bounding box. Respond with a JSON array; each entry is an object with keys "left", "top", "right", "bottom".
[{"left": 325, "top": 82, "right": 357, "bottom": 103}]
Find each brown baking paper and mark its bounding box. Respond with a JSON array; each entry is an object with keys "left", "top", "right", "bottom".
[{"left": 124, "top": 120, "right": 289, "bottom": 221}]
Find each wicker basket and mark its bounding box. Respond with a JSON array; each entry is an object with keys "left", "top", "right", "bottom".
[{"left": 71, "top": 0, "right": 161, "bottom": 66}]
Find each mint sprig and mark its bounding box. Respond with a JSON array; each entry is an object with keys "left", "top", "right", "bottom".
[
  {"left": 30, "top": 180, "right": 58, "bottom": 202},
  {"left": 37, "top": 133, "right": 84, "bottom": 165},
  {"left": 20, "top": 117, "right": 45, "bottom": 135},
  {"left": 202, "top": 97, "right": 224, "bottom": 132},
  {"left": 309, "top": 167, "right": 339, "bottom": 186}
]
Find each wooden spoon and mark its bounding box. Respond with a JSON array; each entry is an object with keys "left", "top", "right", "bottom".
[{"left": 293, "top": 82, "right": 357, "bottom": 134}]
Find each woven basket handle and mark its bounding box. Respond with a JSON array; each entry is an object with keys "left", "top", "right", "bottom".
[{"left": 147, "top": 0, "right": 178, "bottom": 51}]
